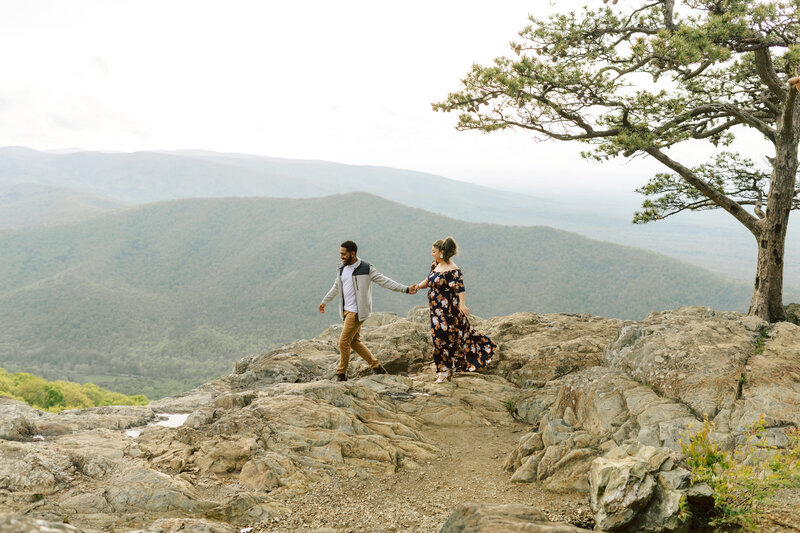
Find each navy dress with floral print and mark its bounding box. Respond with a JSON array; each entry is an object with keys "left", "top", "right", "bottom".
[{"left": 427, "top": 263, "right": 496, "bottom": 373}]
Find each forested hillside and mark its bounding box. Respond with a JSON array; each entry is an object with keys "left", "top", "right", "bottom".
[
  {"left": 0, "top": 366, "right": 148, "bottom": 412},
  {"left": 0, "top": 183, "right": 122, "bottom": 229},
  {"left": 2, "top": 146, "right": 796, "bottom": 287},
  {"left": 0, "top": 193, "right": 753, "bottom": 398}
]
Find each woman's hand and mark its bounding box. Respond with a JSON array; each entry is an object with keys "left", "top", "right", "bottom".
[{"left": 459, "top": 304, "right": 470, "bottom": 317}]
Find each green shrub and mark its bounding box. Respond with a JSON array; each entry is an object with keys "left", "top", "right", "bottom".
[
  {"left": 682, "top": 416, "right": 800, "bottom": 531},
  {"left": 0, "top": 366, "right": 148, "bottom": 412}
]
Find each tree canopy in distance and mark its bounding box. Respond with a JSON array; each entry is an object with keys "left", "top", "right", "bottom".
[{"left": 434, "top": 0, "right": 800, "bottom": 322}]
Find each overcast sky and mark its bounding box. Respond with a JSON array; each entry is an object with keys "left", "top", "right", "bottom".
[{"left": 0, "top": 1, "right": 773, "bottom": 200}]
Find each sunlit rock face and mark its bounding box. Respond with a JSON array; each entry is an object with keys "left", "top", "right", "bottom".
[{"left": 2, "top": 307, "right": 798, "bottom": 533}]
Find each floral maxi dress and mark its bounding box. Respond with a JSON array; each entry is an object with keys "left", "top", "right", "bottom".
[{"left": 427, "top": 265, "right": 496, "bottom": 373}]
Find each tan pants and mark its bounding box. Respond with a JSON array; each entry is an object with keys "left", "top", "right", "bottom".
[{"left": 338, "top": 310, "right": 379, "bottom": 374}]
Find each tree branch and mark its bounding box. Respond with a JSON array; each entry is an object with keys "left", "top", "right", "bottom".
[
  {"left": 645, "top": 147, "right": 761, "bottom": 235},
  {"left": 753, "top": 48, "right": 786, "bottom": 101},
  {"left": 647, "top": 199, "right": 717, "bottom": 220},
  {"left": 667, "top": 103, "right": 776, "bottom": 141},
  {"left": 781, "top": 86, "right": 798, "bottom": 133},
  {"left": 692, "top": 119, "right": 740, "bottom": 139},
  {"left": 663, "top": 0, "right": 676, "bottom": 31}
]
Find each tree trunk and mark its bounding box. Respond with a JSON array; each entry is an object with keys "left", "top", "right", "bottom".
[
  {"left": 748, "top": 135, "right": 797, "bottom": 322},
  {"left": 749, "top": 221, "right": 788, "bottom": 322}
]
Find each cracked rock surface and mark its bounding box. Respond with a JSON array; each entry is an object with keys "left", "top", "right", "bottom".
[{"left": 1, "top": 307, "right": 799, "bottom": 532}]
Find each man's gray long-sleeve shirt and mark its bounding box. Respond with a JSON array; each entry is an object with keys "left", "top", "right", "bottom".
[{"left": 321, "top": 258, "right": 409, "bottom": 322}]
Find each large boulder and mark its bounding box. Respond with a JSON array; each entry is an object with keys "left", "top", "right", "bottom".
[
  {"left": 133, "top": 518, "right": 238, "bottom": 532},
  {"left": 730, "top": 321, "right": 800, "bottom": 434},
  {"left": 440, "top": 503, "right": 592, "bottom": 532},
  {"left": 482, "top": 313, "right": 622, "bottom": 387},
  {"left": 505, "top": 367, "right": 700, "bottom": 492},
  {"left": 589, "top": 443, "right": 693, "bottom": 533},
  {"left": 0, "top": 397, "right": 41, "bottom": 441},
  {"left": 604, "top": 307, "right": 764, "bottom": 420},
  {"left": 0, "top": 514, "right": 85, "bottom": 533},
  {"left": 785, "top": 303, "right": 800, "bottom": 326}
]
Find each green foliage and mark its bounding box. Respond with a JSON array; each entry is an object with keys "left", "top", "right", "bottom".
[
  {"left": 754, "top": 326, "right": 770, "bottom": 355},
  {"left": 0, "top": 366, "right": 148, "bottom": 412},
  {"left": 681, "top": 417, "right": 800, "bottom": 531},
  {"left": 433, "top": 1, "right": 800, "bottom": 223},
  {"left": 505, "top": 398, "right": 516, "bottom": 415}
]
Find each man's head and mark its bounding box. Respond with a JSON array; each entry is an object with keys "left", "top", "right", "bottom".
[{"left": 340, "top": 240, "right": 358, "bottom": 265}]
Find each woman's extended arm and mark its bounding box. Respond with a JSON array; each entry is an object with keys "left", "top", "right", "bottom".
[{"left": 410, "top": 278, "right": 428, "bottom": 293}]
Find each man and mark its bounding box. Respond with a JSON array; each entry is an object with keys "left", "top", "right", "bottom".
[{"left": 319, "top": 240, "right": 417, "bottom": 381}]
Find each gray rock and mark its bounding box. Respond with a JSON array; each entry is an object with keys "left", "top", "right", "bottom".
[
  {"left": 589, "top": 455, "right": 657, "bottom": 530},
  {"left": 2, "top": 309, "right": 798, "bottom": 533},
  {"left": 440, "top": 502, "right": 592, "bottom": 532},
  {"left": 0, "top": 398, "right": 41, "bottom": 441},
  {"left": 0, "top": 513, "right": 85, "bottom": 533},
  {"left": 730, "top": 321, "right": 800, "bottom": 434},
  {"left": 785, "top": 303, "right": 800, "bottom": 326},
  {"left": 138, "top": 518, "right": 237, "bottom": 532},
  {"left": 589, "top": 444, "right": 690, "bottom": 533},
  {"left": 482, "top": 312, "right": 622, "bottom": 387},
  {"left": 604, "top": 307, "right": 764, "bottom": 420}
]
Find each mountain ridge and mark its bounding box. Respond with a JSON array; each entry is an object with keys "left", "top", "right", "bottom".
[
  {"left": 0, "top": 192, "right": 755, "bottom": 398},
  {"left": 3, "top": 146, "right": 795, "bottom": 288}
]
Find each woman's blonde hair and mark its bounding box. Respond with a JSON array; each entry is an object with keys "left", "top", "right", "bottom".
[{"left": 433, "top": 236, "right": 458, "bottom": 262}]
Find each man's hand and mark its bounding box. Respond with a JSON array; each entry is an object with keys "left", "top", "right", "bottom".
[
  {"left": 408, "top": 284, "right": 418, "bottom": 294},
  {"left": 318, "top": 303, "right": 326, "bottom": 314}
]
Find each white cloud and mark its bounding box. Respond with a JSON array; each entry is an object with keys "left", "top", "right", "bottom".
[{"left": 0, "top": 0, "right": 777, "bottom": 197}]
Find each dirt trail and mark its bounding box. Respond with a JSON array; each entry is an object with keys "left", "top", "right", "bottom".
[{"left": 254, "top": 422, "right": 593, "bottom": 533}]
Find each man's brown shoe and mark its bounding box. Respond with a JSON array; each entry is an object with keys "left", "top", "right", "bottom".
[
  {"left": 372, "top": 365, "right": 387, "bottom": 375},
  {"left": 336, "top": 373, "right": 347, "bottom": 381}
]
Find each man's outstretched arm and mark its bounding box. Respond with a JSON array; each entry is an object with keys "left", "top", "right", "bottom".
[{"left": 369, "top": 265, "right": 410, "bottom": 293}]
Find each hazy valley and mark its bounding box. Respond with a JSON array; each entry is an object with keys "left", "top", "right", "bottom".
[
  {"left": 1, "top": 146, "right": 797, "bottom": 290},
  {"left": 0, "top": 192, "right": 756, "bottom": 398}
]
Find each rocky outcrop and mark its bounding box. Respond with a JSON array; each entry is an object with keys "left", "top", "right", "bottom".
[
  {"left": 440, "top": 503, "right": 591, "bottom": 532},
  {"left": 785, "top": 303, "right": 800, "bottom": 326},
  {"left": 503, "top": 366, "right": 702, "bottom": 491},
  {"left": 589, "top": 443, "right": 693, "bottom": 533},
  {"left": 0, "top": 513, "right": 85, "bottom": 533},
  {"left": 1, "top": 307, "right": 798, "bottom": 533},
  {"left": 482, "top": 312, "right": 622, "bottom": 387},
  {"left": 504, "top": 307, "right": 800, "bottom": 498},
  {"left": 603, "top": 308, "right": 763, "bottom": 420}
]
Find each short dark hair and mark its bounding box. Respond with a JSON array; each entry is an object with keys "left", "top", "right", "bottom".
[{"left": 340, "top": 240, "right": 358, "bottom": 253}]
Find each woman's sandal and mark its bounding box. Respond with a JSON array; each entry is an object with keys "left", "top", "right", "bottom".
[{"left": 434, "top": 369, "right": 453, "bottom": 383}]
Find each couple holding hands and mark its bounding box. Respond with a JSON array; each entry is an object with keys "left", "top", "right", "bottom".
[{"left": 319, "top": 238, "right": 496, "bottom": 384}]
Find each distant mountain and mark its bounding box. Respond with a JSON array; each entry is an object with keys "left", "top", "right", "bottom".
[
  {"left": 0, "top": 193, "right": 753, "bottom": 398},
  {"left": 0, "top": 146, "right": 797, "bottom": 289},
  {"left": 0, "top": 183, "right": 123, "bottom": 229}
]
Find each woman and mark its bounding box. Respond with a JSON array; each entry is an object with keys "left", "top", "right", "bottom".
[{"left": 411, "top": 237, "right": 496, "bottom": 383}]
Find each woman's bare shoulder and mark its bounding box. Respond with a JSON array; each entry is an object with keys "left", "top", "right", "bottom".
[{"left": 437, "top": 263, "right": 459, "bottom": 272}]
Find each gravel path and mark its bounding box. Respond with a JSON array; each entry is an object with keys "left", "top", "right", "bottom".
[{"left": 253, "top": 422, "right": 593, "bottom": 533}]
